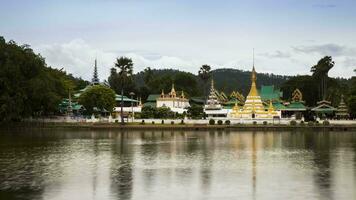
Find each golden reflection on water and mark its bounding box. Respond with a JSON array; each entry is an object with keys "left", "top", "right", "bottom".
[{"left": 0, "top": 130, "right": 355, "bottom": 200}]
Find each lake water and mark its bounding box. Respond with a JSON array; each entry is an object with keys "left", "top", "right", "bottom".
[{"left": 0, "top": 130, "right": 355, "bottom": 200}]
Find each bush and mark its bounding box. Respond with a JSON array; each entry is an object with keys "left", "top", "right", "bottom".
[
  {"left": 180, "top": 119, "right": 184, "bottom": 124},
  {"left": 290, "top": 120, "right": 297, "bottom": 126},
  {"left": 187, "top": 105, "right": 204, "bottom": 119},
  {"left": 308, "top": 121, "right": 314, "bottom": 126},
  {"left": 115, "top": 120, "right": 119, "bottom": 123},
  {"left": 253, "top": 121, "right": 257, "bottom": 125},
  {"left": 300, "top": 120, "right": 304, "bottom": 125},
  {"left": 323, "top": 120, "right": 330, "bottom": 126},
  {"left": 225, "top": 120, "right": 231, "bottom": 125},
  {"left": 161, "top": 120, "right": 164, "bottom": 124},
  {"left": 141, "top": 119, "right": 145, "bottom": 125},
  {"left": 263, "top": 121, "right": 268, "bottom": 125},
  {"left": 171, "top": 121, "right": 174, "bottom": 125},
  {"left": 152, "top": 121, "right": 155, "bottom": 124},
  {"left": 209, "top": 119, "right": 215, "bottom": 125},
  {"left": 217, "top": 120, "right": 223, "bottom": 125}
]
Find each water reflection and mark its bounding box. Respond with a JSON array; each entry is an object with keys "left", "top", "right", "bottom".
[{"left": 0, "top": 130, "right": 355, "bottom": 200}]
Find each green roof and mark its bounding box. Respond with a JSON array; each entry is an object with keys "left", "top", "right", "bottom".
[
  {"left": 115, "top": 95, "right": 139, "bottom": 102},
  {"left": 190, "top": 97, "right": 205, "bottom": 104},
  {"left": 146, "top": 94, "right": 160, "bottom": 102},
  {"left": 259, "top": 85, "right": 282, "bottom": 101},
  {"left": 272, "top": 102, "right": 287, "bottom": 110},
  {"left": 312, "top": 103, "right": 336, "bottom": 113},
  {"left": 143, "top": 102, "right": 156, "bottom": 107},
  {"left": 286, "top": 102, "right": 306, "bottom": 111},
  {"left": 224, "top": 99, "right": 242, "bottom": 105}
]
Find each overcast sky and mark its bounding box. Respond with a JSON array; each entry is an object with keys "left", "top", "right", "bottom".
[{"left": 1, "top": 0, "right": 356, "bottom": 81}]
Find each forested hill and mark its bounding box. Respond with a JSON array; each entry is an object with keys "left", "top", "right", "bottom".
[
  {"left": 211, "top": 68, "right": 290, "bottom": 95},
  {"left": 134, "top": 68, "right": 290, "bottom": 96}
]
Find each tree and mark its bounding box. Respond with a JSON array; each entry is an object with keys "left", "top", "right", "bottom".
[
  {"left": 78, "top": 85, "right": 115, "bottom": 115},
  {"left": 187, "top": 104, "right": 204, "bottom": 119},
  {"left": 198, "top": 65, "right": 211, "bottom": 99},
  {"left": 0, "top": 36, "right": 85, "bottom": 121},
  {"left": 113, "top": 57, "right": 134, "bottom": 124},
  {"left": 311, "top": 56, "right": 334, "bottom": 100},
  {"left": 143, "top": 67, "right": 153, "bottom": 85}
]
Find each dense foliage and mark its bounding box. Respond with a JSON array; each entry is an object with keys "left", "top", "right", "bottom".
[
  {"left": 78, "top": 85, "right": 116, "bottom": 114},
  {"left": 134, "top": 68, "right": 290, "bottom": 99},
  {"left": 281, "top": 57, "right": 351, "bottom": 108},
  {"left": 187, "top": 105, "right": 204, "bottom": 119},
  {"left": 140, "top": 106, "right": 177, "bottom": 119},
  {"left": 0, "top": 37, "right": 87, "bottom": 121}
]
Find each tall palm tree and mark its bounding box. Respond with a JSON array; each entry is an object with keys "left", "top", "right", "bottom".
[
  {"left": 198, "top": 65, "right": 212, "bottom": 101},
  {"left": 114, "top": 57, "right": 134, "bottom": 124},
  {"left": 311, "top": 56, "right": 334, "bottom": 100}
]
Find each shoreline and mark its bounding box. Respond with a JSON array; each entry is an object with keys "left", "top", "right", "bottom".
[{"left": 1, "top": 122, "right": 356, "bottom": 132}]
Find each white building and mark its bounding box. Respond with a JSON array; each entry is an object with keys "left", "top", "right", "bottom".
[{"left": 156, "top": 84, "right": 190, "bottom": 109}]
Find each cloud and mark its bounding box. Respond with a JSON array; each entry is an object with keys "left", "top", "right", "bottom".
[
  {"left": 34, "top": 39, "right": 203, "bottom": 81},
  {"left": 260, "top": 50, "right": 291, "bottom": 59},
  {"left": 34, "top": 39, "right": 356, "bottom": 80},
  {"left": 312, "top": 4, "right": 337, "bottom": 8},
  {"left": 292, "top": 44, "right": 354, "bottom": 57}
]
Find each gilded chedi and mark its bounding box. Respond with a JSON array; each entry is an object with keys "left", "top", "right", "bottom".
[{"left": 230, "top": 66, "right": 280, "bottom": 119}]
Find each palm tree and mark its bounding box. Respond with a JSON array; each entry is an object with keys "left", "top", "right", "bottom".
[
  {"left": 311, "top": 56, "right": 334, "bottom": 101},
  {"left": 198, "top": 65, "right": 212, "bottom": 101},
  {"left": 114, "top": 57, "right": 134, "bottom": 124}
]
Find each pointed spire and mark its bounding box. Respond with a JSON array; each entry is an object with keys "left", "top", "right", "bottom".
[
  {"left": 253, "top": 48, "right": 255, "bottom": 67},
  {"left": 92, "top": 59, "right": 100, "bottom": 85},
  {"left": 139, "top": 97, "right": 142, "bottom": 106},
  {"left": 181, "top": 90, "right": 185, "bottom": 99},
  {"left": 268, "top": 100, "right": 275, "bottom": 113},
  {"left": 161, "top": 89, "right": 165, "bottom": 97},
  {"left": 170, "top": 83, "right": 176, "bottom": 97},
  {"left": 248, "top": 55, "right": 258, "bottom": 97}
]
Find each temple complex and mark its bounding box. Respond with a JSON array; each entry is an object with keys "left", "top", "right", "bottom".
[
  {"left": 156, "top": 84, "right": 190, "bottom": 109},
  {"left": 230, "top": 66, "right": 279, "bottom": 119}
]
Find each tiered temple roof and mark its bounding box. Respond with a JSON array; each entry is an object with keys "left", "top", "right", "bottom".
[
  {"left": 336, "top": 95, "right": 349, "bottom": 118},
  {"left": 285, "top": 88, "right": 306, "bottom": 111},
  {"left": 204, "top": 79, "right": 222, "bottom": 110}
]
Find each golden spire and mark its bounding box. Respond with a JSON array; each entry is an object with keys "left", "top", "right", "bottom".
[
  {"left": 181, "top": 90, "right": 185, "bottom": 98},
  {"left": 161, "top": 89, "right": 164, "bottom": 97},
  {"left": 171, "top": 83, "right": 176, "bottom": 95},
  {"left": 248, "top": 65, "right": 259, "bottom": 96},
  {"left": 268, "top": 100, "right": 275, "bottom": 113}
]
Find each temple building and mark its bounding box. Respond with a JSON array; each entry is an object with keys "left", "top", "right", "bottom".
[
  {"left": 156, "top": 84, "right": 190, "bottom": 109},
  {"left": 204, "top": 79, "right": 229, "bottom": 117},
  {"left": 204, "top": 79, "right": 222, "bottom": 110},
  {"left": 282, "top": 88, "right": 307, "bottom": 119},
  {"left": 312, "top": 99, "right": 336, "bottom": 119},
  {"left": 335, "top": 95, "right": 349, "bottom": 119},
  {"left": 230, "top": 66, "right": 280, "bottom": 119}
]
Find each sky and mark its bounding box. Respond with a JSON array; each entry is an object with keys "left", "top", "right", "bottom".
[{"left": 1, "top": 0, "right": 356, "bottom": 81}]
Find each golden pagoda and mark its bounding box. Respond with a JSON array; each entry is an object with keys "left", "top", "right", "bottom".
[{"left": 230, "top": 66, "right": 279, "bottom": 119}]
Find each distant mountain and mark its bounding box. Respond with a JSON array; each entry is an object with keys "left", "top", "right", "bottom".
[{"left": 134, "top": 68, "right": 290, "bottom": 96}]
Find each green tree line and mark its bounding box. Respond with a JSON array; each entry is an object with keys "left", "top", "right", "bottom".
[{"left": 0, "top": 37, "right": 88, "bottom": 121}]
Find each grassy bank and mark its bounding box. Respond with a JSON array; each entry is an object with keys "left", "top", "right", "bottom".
[{"left": 1, "top": 122, "right": 355, "bottom": 132}]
